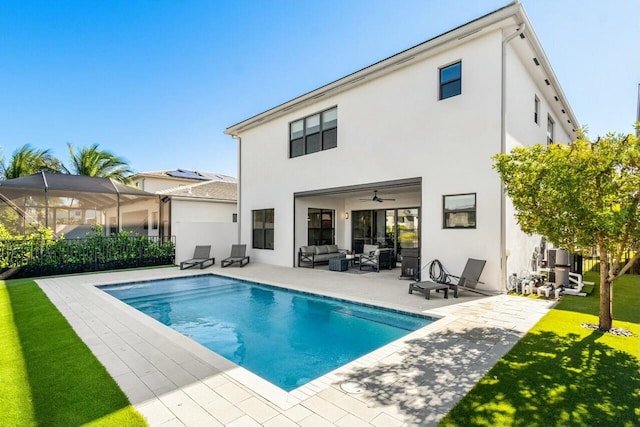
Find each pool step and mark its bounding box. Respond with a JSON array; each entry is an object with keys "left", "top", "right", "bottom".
[{"left": 119, "top": 284, "right": 243, "bottom": 306}]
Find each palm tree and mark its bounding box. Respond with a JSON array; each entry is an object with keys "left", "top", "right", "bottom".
[
  {"left": 1, "top": 144, "right": 64, "bottom": 179},
  {"left": 67, "top": 143, "right": 134, "bottom": 183}
]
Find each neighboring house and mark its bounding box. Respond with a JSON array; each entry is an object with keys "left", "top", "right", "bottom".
[
  {"left": 125, "top": 169, "right": 238, "bottom": 264},
  {"left": 131, "top": 169, "right": 236, "bottom": 193},
  {"left": 224, "top": 2, "right": 579, "bottom": 292},
  {"left": 157, "top": 180, "right": 238, "bottom": 263}
]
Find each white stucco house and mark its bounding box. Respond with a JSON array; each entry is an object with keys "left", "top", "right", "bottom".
[{"left": 224, "top": 2, "right": 578, "bottom": 293}]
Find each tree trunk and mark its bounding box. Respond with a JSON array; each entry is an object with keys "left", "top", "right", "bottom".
[{"left": 598, "top": 248, "right": 613, "bottom": 331}]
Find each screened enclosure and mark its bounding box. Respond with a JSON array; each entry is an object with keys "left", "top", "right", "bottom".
[{"left": 0, "top": 172, "right": 159, "bottom": 238}]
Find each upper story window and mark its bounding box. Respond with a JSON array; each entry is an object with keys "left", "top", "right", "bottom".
[
  {"left": 534, "top": 95, "right": 540, "bottom": 124},
  {"left": 439, "top": 61, "right": 462, "bottom": 100},
  {"left": 547, "top": 115, "right": 554, "bottom": 144},
  {"left": 290, "top": 107, "right": 337, "bottom": 158}
]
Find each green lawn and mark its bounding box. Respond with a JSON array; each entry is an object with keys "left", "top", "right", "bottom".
[
  {"left": 439, "top": 273, "right": 640, "bottom": 427},
  {"left": 0, "top": 278, "right": 147, "bottom": 427}
]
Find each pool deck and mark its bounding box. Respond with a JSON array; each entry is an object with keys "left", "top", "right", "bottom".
[{"left": 36, "top": 263, "right": 555, "bottom": 426}]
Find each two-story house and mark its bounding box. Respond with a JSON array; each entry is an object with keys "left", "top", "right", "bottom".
[{"left": 224, "top": 2, "right": 578, "bottom": 292}]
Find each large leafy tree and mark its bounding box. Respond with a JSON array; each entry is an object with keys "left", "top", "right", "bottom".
[
  {"left": 67, "top": 143, "right": 133, "bottom": 183},
  {"left": 493, "top": 131, "right": 639, "bottom": 331},
  {"left": 1, "top": 144, "right": 64, "bottom": 179}
]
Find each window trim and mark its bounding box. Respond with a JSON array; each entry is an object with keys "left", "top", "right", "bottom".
[
  {"left": 439, "top": 61, "right": 462, "bottom": 100},
  {"left": 289, "top": 107, "right": 338, "bottom": 158},
  {"left": 534, "top": 95, "right": 540, "bottom": 124},
  {"left": 252, "top": 208, "right": 274, "bottom": 250},
  {"left": 443, "top": 193, "right": 476, "bottom": 229},
  {"left": 547, "top": 114, "right": 555, "bottom": 144}
]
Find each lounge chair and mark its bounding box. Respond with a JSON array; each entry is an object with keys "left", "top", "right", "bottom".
[
  {"left": 409, "top": 258, "right": 486, "bottom": 298},
  {"left": 180, "top": 245, "right": 215, "bottom": 270},
  {"left": 221, "top": 244, "right": 250, "bottom": 268}
]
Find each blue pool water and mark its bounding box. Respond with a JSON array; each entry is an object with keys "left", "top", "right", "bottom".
[{"left": 101, "top": 275, "right": 432, "bottom": 391}]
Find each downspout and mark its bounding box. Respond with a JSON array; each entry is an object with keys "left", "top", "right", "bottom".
[
  {"left": 500, "top": 22, "right": 525, "bottom": 291},
  {"left": 232, "top": 135, "right": 242, "bottom": 243}
]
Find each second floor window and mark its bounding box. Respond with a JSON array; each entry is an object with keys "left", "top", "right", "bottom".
[
  {"left": 534, "top": 95, "right": 540, "bottom": 124},
  {"left": 439, "top": 61, "right": 462, "bottom": 100},
  {"left": 547, "top": 115, "right": 554, "bottom": 144},
  {"left": 290, "top": 107, "right": 337, "bottom": 158}
]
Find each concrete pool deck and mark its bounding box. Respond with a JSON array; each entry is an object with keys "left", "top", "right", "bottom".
[{"left": 36, "top": 264, "right": 555, "bottom": 426}]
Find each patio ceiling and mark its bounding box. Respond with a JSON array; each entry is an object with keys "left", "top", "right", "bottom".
[{"left": 294, "top": 177, "right": 421, "bottom": 200}]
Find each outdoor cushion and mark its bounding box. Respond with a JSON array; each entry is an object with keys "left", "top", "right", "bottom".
[
  {"left": 300, "top": 246, "right": 313, "bottom": 254},
  {"left": 327, "top": 244, "right": 339, "bottom": 253},
  {"left": 316, "top": 245, "right": 329, "bottom": 254},
  {"left": 363, "top": 244, "right": 378, "bottom": 255}
]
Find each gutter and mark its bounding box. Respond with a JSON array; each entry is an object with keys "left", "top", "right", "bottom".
[{"left": 500, "top": 21, "right": 526, "bottom": 292}]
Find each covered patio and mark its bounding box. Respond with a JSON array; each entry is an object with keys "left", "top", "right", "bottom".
[{"left": 293, "top": 178, "right": 422, "bottom": 268}]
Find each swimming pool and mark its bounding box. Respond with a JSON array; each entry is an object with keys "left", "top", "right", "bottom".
[{"left": 101, "top": 275, "right": 433, "bottom": 391}]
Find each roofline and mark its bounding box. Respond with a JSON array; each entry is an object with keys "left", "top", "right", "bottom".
[
  {"left": 513, "top": 5, "right": 580, "bottom": 133},
  {"left": 225, "top": 1, "right": 579, "bottom": 136},
  {"left": 166, "top": 195, "right": 236, "bottom": 203}
]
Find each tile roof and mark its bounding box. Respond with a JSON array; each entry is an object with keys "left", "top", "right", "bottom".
[{"left": 156, "top": 180, "right": 237, "bottom": 201}]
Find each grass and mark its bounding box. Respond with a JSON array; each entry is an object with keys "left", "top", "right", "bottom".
[
  {"left": 439, "top": 272, "right": 640, "bottom": 427},
  {"left": 0, "top": 278, "right": 147, "bottom": 427}
]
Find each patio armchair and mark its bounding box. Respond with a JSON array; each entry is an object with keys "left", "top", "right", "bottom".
[
  {"left": 221, "top": 244, "right": 250, "bottom": 268},
  {"left": 180, "top": 245, "right": 215, "bottom": 270},
  {"left": 359, "top": 244, "right": 393, "bottom": 272}
]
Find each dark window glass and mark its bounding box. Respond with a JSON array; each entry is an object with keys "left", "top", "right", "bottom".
[
  {"left": 307, "top": 208, "right": 334, "bottom": 245},
  {"left": 306, "top": 133, "right": 321, "bottom": 153},
  {"left": 322, "top": 128, "right": 337, "bottom": 150},
  {"left": 252, "top": 209, "right": 274, "bottom": 249},
  {"left": 291, "top": 138, "right": 304, "bottom": 157},
  {"left": 253, "top": 229, "right": 264, "bottom": 249},
  {"left": 440, "top": 81, "right": 461, "bottom": 100},
  {"left": 443, "top": 193, "right": 476, "bottom": 229},
  {"left": 439, "top": 62, "right": 462, "bottom": 100},
  {"left": 289, "top": 107, "right": 337, "bottom": 158}
]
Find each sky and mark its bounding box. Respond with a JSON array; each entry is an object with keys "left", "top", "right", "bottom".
[{"left": 1, "top": 0, "right": 638, "bottom": 178}]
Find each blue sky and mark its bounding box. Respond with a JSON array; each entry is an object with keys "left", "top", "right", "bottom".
[{"left": 1, "top": 0, "right": 638, "bottom": 177}]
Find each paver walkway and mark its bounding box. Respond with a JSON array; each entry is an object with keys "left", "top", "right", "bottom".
[{"left": 36, "top": 264, "right": 555, "bottom": 426}]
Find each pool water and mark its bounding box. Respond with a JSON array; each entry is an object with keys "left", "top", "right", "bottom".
[{"left": 101, "top": 275, "right": 432, "bottom": 391}]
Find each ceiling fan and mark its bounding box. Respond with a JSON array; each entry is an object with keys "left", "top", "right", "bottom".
[{"left": 360, "top": 190, "right": 396, "bottom": 203}]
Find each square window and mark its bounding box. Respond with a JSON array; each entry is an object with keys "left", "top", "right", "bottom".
[
  {"left": 439, "top": 62, "right": 461, "bottom": 100},
  {"left": 443, "top": 193, "right": 476, "bottom": 229}
]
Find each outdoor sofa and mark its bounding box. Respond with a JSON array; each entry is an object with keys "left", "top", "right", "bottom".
[{"left": 298, "top": 244, "right": 344, "bottom": 268}]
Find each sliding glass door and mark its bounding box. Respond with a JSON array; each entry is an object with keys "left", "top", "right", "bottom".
[{"left": 351, "top": 207, "right": 419, "bottom": 256}]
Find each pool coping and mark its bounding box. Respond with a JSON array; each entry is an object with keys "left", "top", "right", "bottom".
[{"left": 36, "top": 265, "right": 556, "bottom": 426}]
